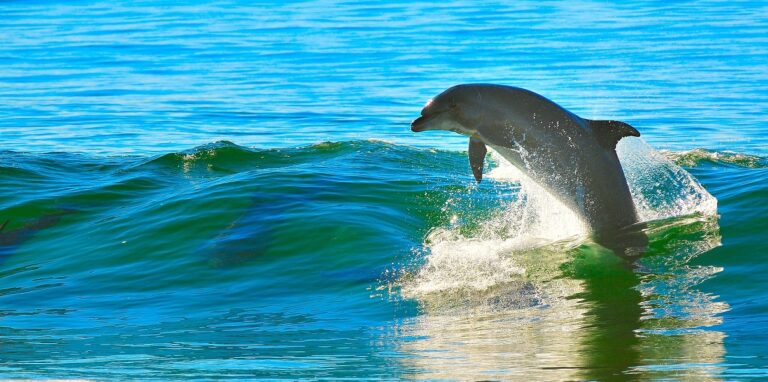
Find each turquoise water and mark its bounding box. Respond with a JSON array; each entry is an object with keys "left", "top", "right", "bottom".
[{"left": 1, "top": 1, "right": 767, "bottom": 380}]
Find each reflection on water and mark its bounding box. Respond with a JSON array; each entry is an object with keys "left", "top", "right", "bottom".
[
  {"left": 396, "top": 214, "right": 725, "bottom": 381},
  {"left": 397, "top": 242, "right": 588, "bottom": 381}
]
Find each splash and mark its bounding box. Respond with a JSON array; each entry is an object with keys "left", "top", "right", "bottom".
[
  {"left": 484, "top": 151, "right": 589, "bottom": 242},
  {"left": 399, "top": 148, "right": 588, "bottom": 301},
  {"left": 618, "top": 138, "right": 717, "bottom": 221},
  {"left": 395, "top": 139, "right": 726, "bottom": 380},
  {"left": 400, "top": 138, "right": 719, "bottom": 303}
]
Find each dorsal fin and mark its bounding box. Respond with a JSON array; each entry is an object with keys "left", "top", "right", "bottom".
[
  {"left": 587, "top": 119, "right": 640, "bottom": 150},
  {"left": 468, "top": 137, "right": 487, "bottom": 183},
  {"left": 0, "top": 220, "right": 8, "bottom": 232}
]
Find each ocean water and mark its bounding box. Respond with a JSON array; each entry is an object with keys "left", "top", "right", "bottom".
[{"left": 1, "top": 0, "right": 767, "bottom": 380}]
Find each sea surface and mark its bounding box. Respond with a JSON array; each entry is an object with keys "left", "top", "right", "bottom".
[{"left": 1, "top": 0, "right": 767, "bottom": 380}]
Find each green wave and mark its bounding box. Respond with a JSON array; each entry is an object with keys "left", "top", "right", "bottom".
[{"left": 661, "top": 148, "right": 767, "bottom": 168}]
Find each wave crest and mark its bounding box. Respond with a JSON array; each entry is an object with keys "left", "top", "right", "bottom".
[{"left": 662, "top": 148, "right": 767, "bottom": 168}]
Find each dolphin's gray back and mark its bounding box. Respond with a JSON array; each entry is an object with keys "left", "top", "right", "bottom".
[{"left": 472, "top": 85, "right": 639, "bottom": 233}]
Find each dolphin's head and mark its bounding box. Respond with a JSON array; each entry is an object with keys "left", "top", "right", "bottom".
[{"left": 411, "top": 85, "right": 485, "bottom": 137}]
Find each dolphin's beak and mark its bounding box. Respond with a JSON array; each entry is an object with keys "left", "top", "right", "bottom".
[
  {"left": 412, "top": 112, "right": 441, "bottom": 132},
  {"left": 411, "top": 115, "right": 429, "bottom": 132}
]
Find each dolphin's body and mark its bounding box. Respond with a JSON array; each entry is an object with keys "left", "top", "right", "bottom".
[
  {"left": 412, "top": 84, "right": 644, "bottom": 253},
  {"left": 201, "top": 195, "right": 274, "bottom": 267},
  {"left": 0, "top": 210, "right": 76, "bottom": 262}
]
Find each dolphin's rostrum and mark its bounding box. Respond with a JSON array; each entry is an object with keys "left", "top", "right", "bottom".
[{"left": 412, "top": 84, "right": 645, "bottom": 255}]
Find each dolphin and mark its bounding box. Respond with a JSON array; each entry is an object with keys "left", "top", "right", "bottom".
[
  {"left": 0, "top": 209, "right": 76, "bottom": 262},
  {"left": 200, "top": 193, "right": 306, "bottom": 267},
  {"left": 411, "top": 84, "right": 645, "bottom": 255},
  {"left": 201, "top": 195, "right": 274, "bottom": 268}
]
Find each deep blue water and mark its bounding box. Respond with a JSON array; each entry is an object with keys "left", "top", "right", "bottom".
[{"left": 1, "top": 1, "right": 767, "bottom": 380}]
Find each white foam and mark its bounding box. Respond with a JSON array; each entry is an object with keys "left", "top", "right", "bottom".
[
  {"left": 400, "top": 149, "right": 588, "bottom": 299},
  {"left": 400, "top": 138, "right": 718, "bottom": 301},
  {"left": 401, "top": 233, "right": 525, "bottom": 296},
  {"left": 485, "top": 149, "right": 588, "bottom": 242},
  {"left": 394, "top": 139, "right": 724, "bottom": 379}
]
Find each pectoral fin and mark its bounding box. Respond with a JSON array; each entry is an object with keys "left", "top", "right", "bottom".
[
  {"left": 468, "top": 137, "right": 487, "bottom": 183},
  {"left": 587, "top": 119, "right": 640, "bottom": 150}
]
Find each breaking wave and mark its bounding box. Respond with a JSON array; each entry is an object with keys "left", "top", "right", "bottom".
[{"left": 398, "top": 137, "right": 720, "bottom": 306}]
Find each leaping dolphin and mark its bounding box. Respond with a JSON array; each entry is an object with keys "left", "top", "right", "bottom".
[{"left": 412, "top": 84, "right": 645, "bottom": 255}]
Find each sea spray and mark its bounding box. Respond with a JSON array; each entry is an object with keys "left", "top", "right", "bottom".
[
  {"left": 400, "top": 138, "right": 720, "bottom": 304},
  {"left": 394, "top": 141, "right": 727, "bottom": 380},
  {"left": 618, "top": 138, "right": 718, "bottom": 221}
]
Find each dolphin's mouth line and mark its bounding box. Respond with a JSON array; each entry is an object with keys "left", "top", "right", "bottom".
[{"left": 412, "top": 104, "right": 462, "bottom": 132}]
